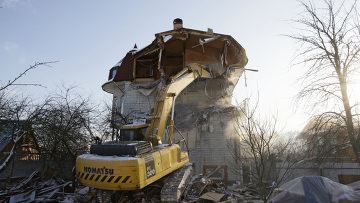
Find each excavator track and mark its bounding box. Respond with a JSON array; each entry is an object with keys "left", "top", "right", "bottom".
[
  {"left": 90, "top": 164, "right": 194, "bottom": 202},
  {"left": 161, "top": 163, "right": 194, "bottom": 202}
]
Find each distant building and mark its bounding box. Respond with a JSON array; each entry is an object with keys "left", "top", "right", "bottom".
[
  {"left": 0, "top": 120, "right": 40, "bottom": 162},
  {"left": 278, "top": 116, "right": 360, "bottom": 184},
  {"left": 298, "top": 116, "right": 357, "bottom": 163}
]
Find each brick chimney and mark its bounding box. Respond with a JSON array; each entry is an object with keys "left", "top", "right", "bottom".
[{"left": 173, "top": 18, "right": 183, "bottom": 29}]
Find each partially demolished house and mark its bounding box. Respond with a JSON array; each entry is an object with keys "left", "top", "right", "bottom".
[{"left": 102, "top": 19, "right": 248, "bottom": 183}]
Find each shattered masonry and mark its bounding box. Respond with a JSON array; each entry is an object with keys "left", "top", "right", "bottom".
[{"left": 102, "top": 19, "right": 248, "bottom": 183}]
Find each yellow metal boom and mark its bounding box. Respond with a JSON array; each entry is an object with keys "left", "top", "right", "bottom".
[{"left": 145, "top": 63, "right": 212, "bottom": 146}]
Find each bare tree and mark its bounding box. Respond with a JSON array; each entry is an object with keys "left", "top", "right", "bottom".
[
  {"left": 0, "top": 61, "right": 57, "bottom": 91},
  {"left": 0, "top": 62, "right": 55, "bottom": 173},
  {"left": 98, "top": 100, "right": 142, "bottom": 142},
  {"left": 0, "top": 95, "right": 33, "bottom": 173},
  {"left": 227, "top": 100, "right": 303, "bottom": 203},
  {"left": 91, "top": 101, "right": 119, "bottom": 143},
  {"left": 297, "top": 113, "right": 357, "bottom": 177},
  {"left": 0, "top": 61, "right": 56, "bottom": 121},
  {"left": 31, "top": 85, "right": 95, "bottom": 169},
  {"left": 287, "top": 0, "right": 360, "bottom": 162},
  {"left": 0, "top": 63, "right": 105, "bottom": 176},
  {"left": 0, "top": 101, "right": 48, "bottom": 174}
]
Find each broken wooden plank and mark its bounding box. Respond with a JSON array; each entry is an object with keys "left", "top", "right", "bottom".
[
  {"left": 11, "top": 171, "right": 39, "bottom": 191},
  {"left": 37, "top": 181, "right": 71, "bottom": 195},
  {"left": 45, "top": 188, "right": 60, "bottom": 200}
]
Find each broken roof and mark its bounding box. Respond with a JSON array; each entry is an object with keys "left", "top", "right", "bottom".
[
  {"left": 103, "top": 19, "right": 248, "bottom": 94},
  {"left": 135, "top": 27, "right": 248, "bottom": 68}
]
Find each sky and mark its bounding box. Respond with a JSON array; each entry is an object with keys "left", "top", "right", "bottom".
[{"left": 0, "top": 0, "right": 310, "bottom": 133}]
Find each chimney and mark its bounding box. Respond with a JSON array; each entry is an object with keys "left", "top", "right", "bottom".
[{"left": 173, "top": 18, "right": 183, "bottom": 29}]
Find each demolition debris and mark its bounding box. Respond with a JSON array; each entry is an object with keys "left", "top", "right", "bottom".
[
  {"left": 0, "top": 171, "right": 81, "bottom": 203},
  {"left": 3, "top": 169, "right": 360, "bottom": 202},
  {"left": 0, "top": 169, "right": 264, "bottom": 203}
]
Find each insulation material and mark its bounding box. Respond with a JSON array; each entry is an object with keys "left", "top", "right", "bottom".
[
  {"left": 130, "top": 80, "right": 162, "bottom": 96},
  {"left": 206, "top": 62, "right": 225, "bottom": 77},
  {"left": 269, "top": 176, "right": 360, "bottom": 203}
]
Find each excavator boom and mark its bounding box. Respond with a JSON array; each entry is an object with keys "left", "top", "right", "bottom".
[{"left": 145, "top": 63, "right": 212, "bottom": 146}]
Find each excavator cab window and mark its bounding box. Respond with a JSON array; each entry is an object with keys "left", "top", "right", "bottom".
[
  {"left": 120, "top": 129, "right": 136, "bottom": 141},
  {"left": 120, "top": 126, "right": 148, "bottom": 141}
]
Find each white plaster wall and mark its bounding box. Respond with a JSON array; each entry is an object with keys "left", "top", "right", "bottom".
[
  {"left": 170, "top": 108, "right": 243, "bottom": 182},
  {"left": 113, "top": 81, "right": 159, "bottom": 120}
]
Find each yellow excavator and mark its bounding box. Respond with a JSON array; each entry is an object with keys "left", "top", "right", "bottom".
[{"left": 75, "top": 63, "right": 212, "bottom": 201}]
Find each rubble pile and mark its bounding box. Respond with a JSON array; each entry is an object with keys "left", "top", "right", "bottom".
[
  {"left": 0, "top": 170, "right": 265, "bottom": 203},
  {"left": 182, "top": 175, "right": 263, "bottom": 203},
  {"left": 0, "top": 171, "right": 85, "bottom": 203},
  {"left": 75, "top": 179, "right": 264, "bottom": 203}
]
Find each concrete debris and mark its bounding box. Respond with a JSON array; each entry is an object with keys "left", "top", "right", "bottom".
[
  {"left": 182, "top": 174, "right": 263, "bottom": 203},
  {"left": 206, "top": 62, "right": 225, "bottom": 77},
  {"left": 78, "top": 186, "right": 89, "bottom": 195}
]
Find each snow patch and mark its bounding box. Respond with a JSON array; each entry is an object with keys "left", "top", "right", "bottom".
[
  {"left": 163, "top": 35, "right": 173, "bottom": 42},
  {"left": 78, "top": 154, "right": 139, "bottom": 161}
]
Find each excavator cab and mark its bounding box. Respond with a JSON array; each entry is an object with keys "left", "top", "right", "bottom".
[{"left": 119, "top": 123, "right": 150, "bottom": 141}]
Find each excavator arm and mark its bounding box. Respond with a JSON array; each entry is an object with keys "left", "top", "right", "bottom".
[{"left": 145, "top": 63, "right": 212, "bottom": 146}]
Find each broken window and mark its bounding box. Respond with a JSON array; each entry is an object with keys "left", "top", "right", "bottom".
[
  {"left": 134, "top": 48, "right": 161, "bottom": 81},
  {"left": 108, "top": 67, "right": 118, "bottom": 80},
  {"left": 135, "top": 58, "right": 157, "bottom": 78}
]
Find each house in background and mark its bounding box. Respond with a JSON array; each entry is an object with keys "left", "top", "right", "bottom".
[
  {"left": 0, "top": 120, "right": 40, "bottom": 162},
  {"left": 295, "top": 116, "right": 360, "bottom": 184},
  {"left": 298, "top": 116, "right": 357, "bottom": 163}
]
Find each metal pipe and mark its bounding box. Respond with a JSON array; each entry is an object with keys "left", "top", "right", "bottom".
[{"left": 168, "top": 95, "right": 176, "bottom": 145}]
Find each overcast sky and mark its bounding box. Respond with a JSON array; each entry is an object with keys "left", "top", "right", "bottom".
[{"left": 0, "top": 0, "right": 311, "bottom": 133}]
